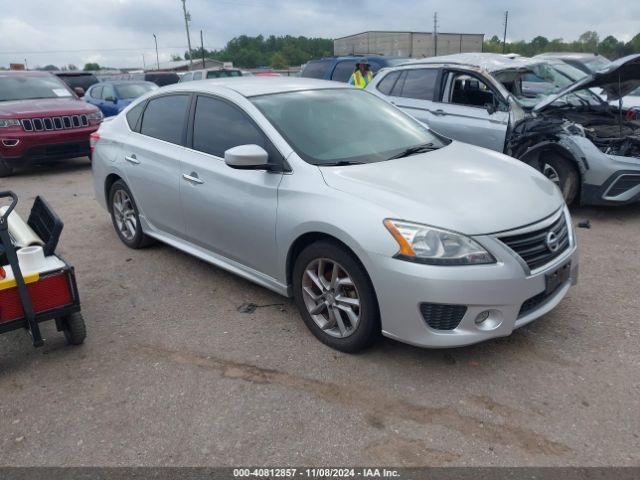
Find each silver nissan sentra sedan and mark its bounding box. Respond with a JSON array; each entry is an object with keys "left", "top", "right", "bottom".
[{"left": 92, "top": 77, "right": 579, "bottom": 352}]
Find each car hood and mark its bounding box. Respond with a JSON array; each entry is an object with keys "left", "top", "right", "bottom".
[
  {"left": 319, "top": 141, "right": 564, "bottom": 235},
  {"left": 534, "top": 53, "right": 640, "bottom": 112},
  {"left": 0, "top": 97, "right": 98, "bottom": 117}
]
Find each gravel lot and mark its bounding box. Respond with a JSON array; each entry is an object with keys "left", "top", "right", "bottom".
[{"left": 0, "top": 158, "right": 639, "bottom": 467}]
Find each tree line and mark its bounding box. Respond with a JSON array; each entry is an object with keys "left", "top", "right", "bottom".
[
  {"left": 484, "top": 31, "right": 640, "bottom": 59},
  {"left": 24, "top": 30, "right": 640, "bottom": 71}
]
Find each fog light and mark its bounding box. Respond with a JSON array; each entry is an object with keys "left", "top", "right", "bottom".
[
  {"left": 2, "top": 139, "right": 19, "bottom": 147},
  {"left": 475, "top": 310, "right": 490, "bottom": 325}
]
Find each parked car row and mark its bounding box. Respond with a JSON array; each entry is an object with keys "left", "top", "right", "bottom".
[{"left": 4, "top": 51, "right": 638, "bottom": 353}]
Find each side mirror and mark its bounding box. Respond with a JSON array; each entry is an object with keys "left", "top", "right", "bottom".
[
  {"left": 74, "top": 87, "right": 85, "bottom": 97},
  {"left": 485, "top": 103, "right": 497, "bottom": 115},
  {"left": 224, "top": 144, "right": 269, "bottom": 170}
]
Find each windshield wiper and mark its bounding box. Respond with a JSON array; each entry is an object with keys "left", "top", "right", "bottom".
[
  {"left": 387, "top": 142, "right": 437, "bottom": 160},
  {"left": 320, "top": 160, "right": 365, "bottom": 166}
]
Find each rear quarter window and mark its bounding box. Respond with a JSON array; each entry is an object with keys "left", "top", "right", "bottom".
[
  {"left": 126, "top": 102, "right": 145, "bottom": 131},
  {"left": 376, "top": 71, "right": 401, "bottom": 95},
  {"left": 301, "top": 60, "right": 333, "bottom": 79}
]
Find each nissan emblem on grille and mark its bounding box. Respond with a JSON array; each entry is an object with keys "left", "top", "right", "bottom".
[{"left": 545, "top": 231, "right": 560, "bottom": 252}]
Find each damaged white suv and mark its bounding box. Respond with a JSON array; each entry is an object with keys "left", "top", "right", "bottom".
[{"left": 368, "top": 53, "right": 640, "bottom": 205}]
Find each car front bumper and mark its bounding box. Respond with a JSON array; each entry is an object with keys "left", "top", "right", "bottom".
[{"left": 368, "top": 214, "right": 579, "bottom": 348}]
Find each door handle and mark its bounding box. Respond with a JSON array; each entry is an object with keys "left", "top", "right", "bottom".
[
  {"left": 124, "top": 154, "right": 139, "bottom": 165},
  {"left": 433, "top": 109, "right": 445, "bottom": 116},
  {"left": 182, "top": 172, "right": 204, "bottom": 185}
]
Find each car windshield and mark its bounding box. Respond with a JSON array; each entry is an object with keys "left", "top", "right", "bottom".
[
  {"left": 115, "top": 82, "right": 156, "bottom": 99},
  {"left": 509, "top": 62, "right": 601, "bottom": 108},
  {"left": 251, "top": 89, "right": 447, "bottom": 165},
  {"left": 0, "top": 74, "right": 73, "bottom": 101},
  {"left": 59, "top": 74, "right": 98, "bottom": 91},
  {"left": 582, "top": 56, "right": 611, "bottom": 72}
]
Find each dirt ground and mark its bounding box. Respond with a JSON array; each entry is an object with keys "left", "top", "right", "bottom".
[{"left": 0, "top": 158, "right": 638, "bottom": 466}]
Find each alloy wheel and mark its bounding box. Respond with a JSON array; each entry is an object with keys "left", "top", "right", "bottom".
[
  {"left": 112, "top": 189, "right": 137, "bottom": 241},
  {"left": 301, "top": 258, "right": 361, "bottom": 338}
]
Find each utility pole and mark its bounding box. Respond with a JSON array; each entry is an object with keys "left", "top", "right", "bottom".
[
  {"left": 24, "top": 58, "right": 28, "bottom": 70},
  {"left": 200, "top": 30, "right": 206, "bottom": 69},
  {"left": 142, "top": 53, "right": 146, "bottom": 70},
  {"left": 433, "top": 12, "right": 438, "bottom": 56},
  {"left": 153, "top": 33, "right": 160, "bottom": 70},
  {"left": 502, "top": 11, "right": 509, "bottom": 53},
  {"left": 181, "top": 0, "right": 194, "bottom": 67}
]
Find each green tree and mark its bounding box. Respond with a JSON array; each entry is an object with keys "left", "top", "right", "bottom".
[
  {"left": 578, "top": 31, "right": 599, "bottom": 52},
  {"left": 41, "top": 64, "right": 58, "bottom": 71},
  {"left": 84, "top": 62, "right": 100, "bottom": 71},
  {"left": 270, "top": 52, "right": 287, "bottom": 69},
  {"left": 170, "top": 54, "right": 183, "bottom": 61}
]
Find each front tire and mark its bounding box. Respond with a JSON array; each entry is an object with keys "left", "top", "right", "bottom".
[
  {"left": 108, "top": 180, "right": 154, "bottom": 249},
  {"left": 0, "top": 159, "right": 13, "bottom": 178},
  {"left": 526, "top": 152, "right": 579, "bottom": 205},
  {"left": 292, "top": 240, "right": 380, "bottom": 352}
]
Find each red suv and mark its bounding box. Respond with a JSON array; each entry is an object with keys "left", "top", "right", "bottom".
[{"left": 0, "top": 71, "right": 103, "bottom": 177}]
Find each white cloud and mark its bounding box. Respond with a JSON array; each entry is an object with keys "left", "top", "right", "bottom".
[{"left": 0, "top": 0, "right": 638, "bottom": 68}]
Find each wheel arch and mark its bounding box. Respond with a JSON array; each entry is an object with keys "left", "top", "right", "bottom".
[
  {"left": 285, "top": 231, "right": 378, "bottom": 301},
  {"left": 104, "top": 173, "right": 124, "bottom": 212},
  {"left": 518, "top": 140, "right": 584, "bottom": 203}
]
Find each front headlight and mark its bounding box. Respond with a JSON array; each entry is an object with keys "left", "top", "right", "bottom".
[
  {"left": 383, "top": 219, "right": 495, "bottom": 265},
  {"left": 0, "top": 119, "right": 21, "bottom": 128},
  {"left": 87, "top": 111, "right": 103, "bottom": 123}
]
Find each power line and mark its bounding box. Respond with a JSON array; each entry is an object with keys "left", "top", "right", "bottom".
[{"left": 502, "top": 10, "right": 509, "bottom": 53}]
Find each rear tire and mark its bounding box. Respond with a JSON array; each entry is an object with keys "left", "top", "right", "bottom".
[
  {"left": 108, "top": 180, "right": 154, "bottom": 249},
  {"left": 61, "top": 312, "right": 86, "bottom": 346},
  {"left": 0, "top": 159, "right": 13, "bottom": 178},
  {"left": 292, "top": 240, "right": 380, "bottom": 353}
]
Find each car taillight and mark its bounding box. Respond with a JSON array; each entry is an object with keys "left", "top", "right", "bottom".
[{"left": 90, "top": 132, "right": 100, "bottom": 153}]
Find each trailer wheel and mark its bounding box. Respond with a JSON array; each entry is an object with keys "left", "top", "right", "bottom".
[{"left": 60, "top": 312, "right": 87, "bottom": 345}]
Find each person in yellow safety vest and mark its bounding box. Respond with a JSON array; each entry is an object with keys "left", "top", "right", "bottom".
[{"left": 348, "top": 60, "right": 373, "bottom": 88}]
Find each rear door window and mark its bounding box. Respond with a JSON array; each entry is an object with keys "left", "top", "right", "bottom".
[
  {"left": 301, "top": 60, "right": 333, "bottom": 79},
  {"left": 140, "top": 94, "right": 190, "bottom": 144},
  {"left": 399, "top": 69, "right": 439, "bottom": 100},
  {"left": 193, "top": 71, "right": 203, "bottom": 80},
  {"left": 331, "top": 61, "right": 357, "bottom": 82}
]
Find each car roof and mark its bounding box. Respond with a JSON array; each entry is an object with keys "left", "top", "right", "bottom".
[
  {"left": 397, "top": 52, "right": 568, "bottom": 73},
  {"left": 54, "top": 71, "right": 97, "bottom": 76},
  {"left": 158, "top": 77, "right": 351, "bottom": 97},
  {"left": 534, "top": 52, "right": 605, "bottom": 61},
  {"left": 0, "top": 70, "right": 53, "bottom": 77}
]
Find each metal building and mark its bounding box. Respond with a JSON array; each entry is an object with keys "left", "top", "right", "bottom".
[{"left": 334, "top": 31, "right": 484, "bottom": 58}]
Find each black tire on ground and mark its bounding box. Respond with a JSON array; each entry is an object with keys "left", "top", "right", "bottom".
[
  {"left": 0, "top": 159, "right": 13, "bottom": 178},
  {"left": 527, "top": 152, "right": 580, "bottom": 205},
  {"left": 60, "top": 312, "right": 87, "bottom": 345},
  {"left": 292, "top": 240, "right": 380, "bottom": 353},
  {"left": 108, "top": 179, "right": 154, "bottom": 249}
]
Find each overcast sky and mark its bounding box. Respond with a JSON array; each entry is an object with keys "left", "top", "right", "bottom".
[{"left": 1, "top": 0, "right": 638, "bottom": 69}]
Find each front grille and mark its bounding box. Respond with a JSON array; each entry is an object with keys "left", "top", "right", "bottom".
[
  {"left": 499, "top": 213, "right": 570, "bottom": 271},
  {"left": 420, "top": 303, "right": 467, "bottom": 330},
  {"left": 606, "top": 175, "right": 640, "bottom": 197},
  {"left": 21, "top": 114, "right": 88, "bottom": 132}
]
